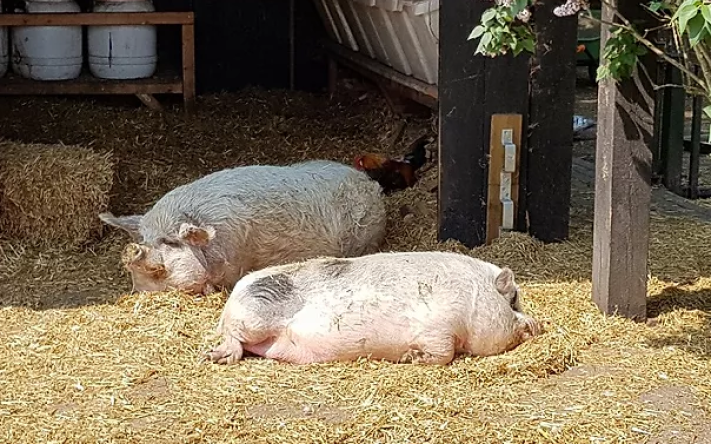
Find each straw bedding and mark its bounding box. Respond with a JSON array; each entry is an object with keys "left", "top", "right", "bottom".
[
  {"left": 0, "top": 81, "right": 710, "bottom": 443},
  {"left": 0, "top": 140, "right": 114, "bottom": 249}
]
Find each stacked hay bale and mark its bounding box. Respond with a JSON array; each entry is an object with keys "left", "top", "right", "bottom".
[{"left": 0, "top": 140, "right": 114, "bottom": 249}]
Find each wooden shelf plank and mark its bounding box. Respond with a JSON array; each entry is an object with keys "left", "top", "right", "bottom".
[
  {"left": 0, "top": 12, "right": 194, "bottom": 27},
  {"left": 0, "top": 72, "right": 183, "bottom": 95}
]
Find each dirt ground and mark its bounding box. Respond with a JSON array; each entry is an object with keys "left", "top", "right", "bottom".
[{"left": 0, "top": 69, "right": 710, "bottom": 443}]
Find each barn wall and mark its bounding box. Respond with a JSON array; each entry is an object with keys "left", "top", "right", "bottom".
[
  {"left": 2, "top": 0, "right": 328, "bottom": 94},
  {"left": 153, "top": 0, "right": 329, "bottom": 94}
]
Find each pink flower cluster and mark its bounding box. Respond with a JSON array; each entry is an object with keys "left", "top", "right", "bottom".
[
  {"left": 493, "top": 0, "right": 533, "bottom": 23},
  {"left": 553, "top": 0, "right": 590, "bottom": 17}
]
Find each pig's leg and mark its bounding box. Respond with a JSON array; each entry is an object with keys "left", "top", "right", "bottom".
[
  {"left": 402, "top": 334, "right": 456, "bottom": 365},
  {"left": 206, "top": 333, "right": 245, "bottom": 365},
  {"left": 260, "top": 332, "right": 322, "bottom": 364},
  {"left": 514, "top": 312, "right": 541, "bottom": 342}
]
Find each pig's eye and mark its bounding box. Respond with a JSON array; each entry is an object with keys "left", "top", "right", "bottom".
[{"left": 160, "top": 238, "right": 181, "bottom": 247}]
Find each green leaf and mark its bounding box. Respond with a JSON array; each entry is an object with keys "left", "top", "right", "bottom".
[
  {"left": 510, "top": 38, "right": 519, "bottom": 51},
  {"left": 619, "top": 51, "right": 636, "bottom": 65},
  {"left": 701, "top": 4, "right": 711, "bottom": 24},
  {"left": 482, "top": 8, "right": 497, "bottom": 24},
  {"left": 674, "top": 1, "right": 700, "bottom": 35},
  {"left": 512, "top": 0, "right": 528, "bottom": 16},
  {"left": 468, "top": 25, "right": 486, "bottom": 41},
  {"left": 704, "top": 104, "right": 711, "bottom": 119},
  {"left": 687, "top": 14, "right": 707, "bottom": 46},
  {"left": 521, "top": 38, "right": 535, "bottom": 53},
  {"left": 596, "top": 64, "right": 611, "bottom": 82},
  {"left": 478, "top": 32, "right": 493, "bottom": 53},
  {"left": 648, "top": 1, "right": 663, "bottom": 13}
]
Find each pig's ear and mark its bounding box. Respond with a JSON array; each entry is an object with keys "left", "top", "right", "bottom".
[
  {"left": 178, "top": 223, "right": 216, "bottom": 247},
  {"left": 99, "top": 212, "right": 143, "bottom": 239},
  {"left": 495, "top": 267, "right": 517, "bottom": 295}
]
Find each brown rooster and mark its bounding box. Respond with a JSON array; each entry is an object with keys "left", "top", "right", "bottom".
[{"left": 353, "top": 134, "right": 433, "bottom": 194}]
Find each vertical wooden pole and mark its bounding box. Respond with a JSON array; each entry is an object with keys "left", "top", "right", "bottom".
[
  {"left": 182, "top": 20, "right": 196, "bottom": 113},
  {"left": 438, "top": 0, "right": 529, "bottom": 248},
  {"left": 592, "top": 1, "right": 654, "bottom": 321},
  {"left": 651, "top": 60, "right": 666, "bottom": 183},
  {"left": 437, "top": 0, "right": 489, "bottom": 247},
  {"left": 689, "top": 88, "right": 703, "bottom": 199},
  {"left": 659, "top": 63, "right": 685, "bottom": 195},
  {"left": 526, "top": 1, "right": 577, "bottom": 242}
]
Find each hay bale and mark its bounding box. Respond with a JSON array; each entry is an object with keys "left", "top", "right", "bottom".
[{"left": 0, "top": 140, "right": 114, "bottom": 248}]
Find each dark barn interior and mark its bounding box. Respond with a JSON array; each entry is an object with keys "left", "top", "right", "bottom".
[{"left": 3, "top": 0, "right": 330, "bottom": 93}]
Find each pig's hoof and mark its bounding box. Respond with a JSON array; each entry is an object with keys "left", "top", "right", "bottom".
[
  {"left": 411, "top": 353, "right": 453, "bottom": 365},
  {"left": 400, "top": 347, "right": 453, "bottom": 365},
  {"left": 399, "top": 349, "right": 427, "bottom": 364},
  {"left": 205, "top": 341, "right": 244, "bottom": 365}
]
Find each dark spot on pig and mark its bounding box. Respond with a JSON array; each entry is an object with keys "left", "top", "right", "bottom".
[
  {"left": 250, "top": 274, "right": 295, "bottom": 304},
  {"left": 321, "top": 259, "right": 351, "bottom": 278}
]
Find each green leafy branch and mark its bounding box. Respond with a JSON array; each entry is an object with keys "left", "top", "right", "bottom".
[
  {"left": 468, "top": 0, "right": 711, "bottom": 118},
  {"left": 468, "top": 0, "right": 536, "bottom": 57}
]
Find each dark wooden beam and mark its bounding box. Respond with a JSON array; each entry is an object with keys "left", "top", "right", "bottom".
[
  {"left": 437, "top": 0, "right": 488, "bottom": 247},
  {"left": 0, "top": 12, "right": 194, "bottom": 26},
  {"left": 181, "top": 22, "right": 197, "bottom": 112},
  {"left": 0, "top": 72, "right": 183, "bottom": 94},
  {"left": 437, "top": 0, "right": 529, "bottom": 248},
  {"left": 592, "top": 1, "right": 654, "bottom": 321},
  {"left": 659, "top": 63, "right": 685, "bottom": 195},
  {"left": 525, "top": 1, "right": 578, "bottom": 242},
  {"left": 689, "top": 91, "right": 704, "bottom": 199}
]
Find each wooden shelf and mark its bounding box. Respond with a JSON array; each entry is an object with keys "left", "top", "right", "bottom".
[
  {"left": 0, "top": 12, "right": 195, "bottom": 112},
  {"left": 0, "top": 71, "right": 183, "bottom": 95}
]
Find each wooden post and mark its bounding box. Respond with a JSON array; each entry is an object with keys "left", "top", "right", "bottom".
[
  {"left": 659, "top": 63, "right": 685, "bottom": 195},
  {"left": 182, "top": 22, "right": 196, "bottom": 113},
  {"left": 689, "top": 86, "right": 703, "bottom": 199},
  {"left": 592, "top": 1, "right": 654, "bottom": 321},
  {"left": 526, "top": 1, "right": 577, "bottom": 242},
  {"left": 438, "top": 0, "right": 529, "bottom": 248}
]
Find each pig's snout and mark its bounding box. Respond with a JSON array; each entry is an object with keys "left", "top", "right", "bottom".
[
  {"left": 121, "top": 243, "right": 145, "bottom": 266},
  {"left": 121, "top": 243, "right": 168, "bottom": 280}
]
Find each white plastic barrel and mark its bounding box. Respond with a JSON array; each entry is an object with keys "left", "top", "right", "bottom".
[
  {"left": 87, "top": 0, "right": 158, "bottom": 79},
  {"left": 11, "top": 0, "right": 83, "bottom": 81},
  {"left": 0, "top": 0, "right": 9, "bottom": 78}
]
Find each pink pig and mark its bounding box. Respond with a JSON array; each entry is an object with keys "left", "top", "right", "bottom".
[{"left": 206, "top": 251, "right": 541, "bottom": 365}]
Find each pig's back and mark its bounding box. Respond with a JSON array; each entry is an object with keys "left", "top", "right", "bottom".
[
  {"left": 299, "top": 251, "right": 500, "bottom": 295},
  {"left": 139, "top": 160, "right": 381, "bottom": 242},
  {"left": 282, "top": 251, "right": 503, "bottom": 317}
]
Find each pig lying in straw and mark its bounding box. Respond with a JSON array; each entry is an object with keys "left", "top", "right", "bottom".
[
  {"left": 100, "top": 160, "right": 386, "bottom": 295},
  {"left": 206, "top": 251, "right": 541, "bottom": 365}
]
